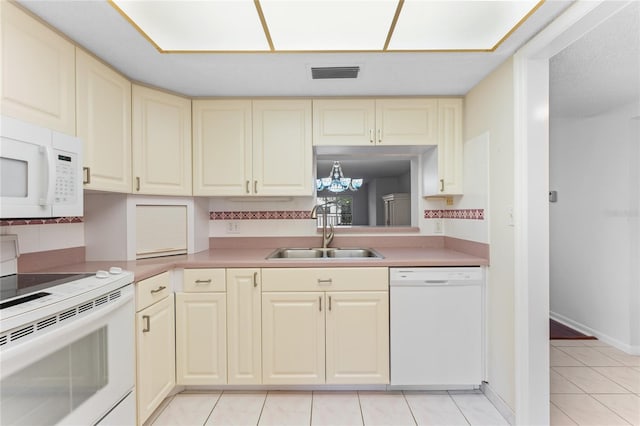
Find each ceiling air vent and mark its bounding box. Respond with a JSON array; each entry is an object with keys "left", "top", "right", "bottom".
[{"left": 311, "top": 66, "right": 360, "bottom": 79}]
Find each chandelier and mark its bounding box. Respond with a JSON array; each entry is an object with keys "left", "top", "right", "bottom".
[{"left": 316, "top": 161, "right": 363, "bottom": 193}]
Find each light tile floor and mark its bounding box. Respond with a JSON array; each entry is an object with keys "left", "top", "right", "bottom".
[
  {"left": 150, "top": 390, "right": 508, "bottom": 426},
  {"left": 149, "top": 339, "right": 640, "bottom": 426},
  {"left": 550, "top": 339, "right": 640, "bottom": 426}
]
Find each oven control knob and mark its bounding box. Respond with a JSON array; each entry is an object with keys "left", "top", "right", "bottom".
[
  {"left": 96, "top": 270, "right": 110, "bottom": 279},
  {"left": 109, "top": 267, "right": 123, "bottom": 275}
]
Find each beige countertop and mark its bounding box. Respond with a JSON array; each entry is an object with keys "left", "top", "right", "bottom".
[{"left": 41, "top": 245, "right": 489, "bottom": 282}]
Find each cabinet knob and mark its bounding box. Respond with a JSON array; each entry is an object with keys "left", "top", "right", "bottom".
[
  {"left": 440, "top": 179, "right": 444, "bottom": 192},
  {"left": 83, "top": 167, "right": 91, "bottom": 184},
  {"left": 150, "top": 285, "right": 166, "bottom": 294},
  {"left": 136, "top": 177, "right": 141, "bottom": 192},
  {"left": 253, "top": 272, "right": 258, "bottom": 287},
  {"left": 254, "top": 180, "right": 258, "bottom": 194},
  {"left": 195, "top": 279, "right": 212, "bottom": 284},
  {"left": 246, "top": 180, "right": 250, "bottom": 194}
]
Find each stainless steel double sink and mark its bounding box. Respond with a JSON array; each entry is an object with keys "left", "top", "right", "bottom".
[{"left": 266, "top": 247, "right": 383, "bottom": 259}]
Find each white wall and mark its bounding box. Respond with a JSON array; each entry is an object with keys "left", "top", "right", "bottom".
[
  {"left": 550, "top": 101, "right": 640, "bottom": 353},
  {"left": 447, "top": 132, "right": 490, "bottom": 243},
  {"left": 464, "top": 58, "right": 516, "bottom": 412}
]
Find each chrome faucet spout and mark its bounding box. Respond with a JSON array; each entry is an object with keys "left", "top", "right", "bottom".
[{"left": 311, "top": 201, "right": 337, "bottom": 248}]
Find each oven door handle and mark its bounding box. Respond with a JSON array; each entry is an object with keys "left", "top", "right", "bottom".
[{"left": 0, "top": 288, "right": 134, "bottom": 379}]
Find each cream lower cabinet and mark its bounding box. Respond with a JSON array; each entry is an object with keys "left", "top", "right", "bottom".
[
  {"left": 227, "top": 269, "right": 262, "bottom": 384},
  {"left": 261, "top": 268, "right": 389, "bottom": 385},
  {"left": 135, "top": 272, "right": 174, "bottom": 425},
  {"left": 176, "top": 269, "right": 227, "bottom": 385},
  {"left": 175, "top": 293, "right": 227, "bottom": 385}
]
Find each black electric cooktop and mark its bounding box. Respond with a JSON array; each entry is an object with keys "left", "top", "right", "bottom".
[{"left": 0, "top": 273, "right": 94, "bottom": 308}]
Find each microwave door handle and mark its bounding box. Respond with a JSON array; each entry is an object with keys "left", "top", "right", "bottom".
[{"left": 40, "top": 146, "right": 55, "bottom": 206}]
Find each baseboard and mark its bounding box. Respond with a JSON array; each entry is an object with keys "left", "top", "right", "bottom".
[
  {"left": 481, "top": 382, "right": 515, "bottom": 425},
  {"left": 550, "top": 311, "right": 640, "bottom": 355}
]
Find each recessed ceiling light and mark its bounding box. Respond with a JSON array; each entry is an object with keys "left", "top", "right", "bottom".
[{"left": 110, "top": 0, "right": 544, "bottom": 53}]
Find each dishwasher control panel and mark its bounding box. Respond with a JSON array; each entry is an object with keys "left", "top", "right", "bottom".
[{"left": 389, "top": 267, "right": 483, "bottom": 284}]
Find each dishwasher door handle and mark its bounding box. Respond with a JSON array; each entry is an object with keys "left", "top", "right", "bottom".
[{"left": 424, "top": 280, "right": 449, "bottom": 284}]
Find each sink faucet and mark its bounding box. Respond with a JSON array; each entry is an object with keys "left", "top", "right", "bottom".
[{"left": 310, "top": 201, "right": 337, "bottom": 248}]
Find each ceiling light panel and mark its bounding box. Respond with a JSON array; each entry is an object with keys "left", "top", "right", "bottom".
[
  {"left": 260, "top": 0, "right": 399, "bottom": 51},
  {"left": 388, "top": 0, "right": 540, "bottom": 51},
  {"left": 112, "top": 1, "right": 269, "bottom": 51}
]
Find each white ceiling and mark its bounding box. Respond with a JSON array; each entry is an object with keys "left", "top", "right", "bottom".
[
  {"left": 17, "top": 0, "right": 572, "bottom": 98},
  {"left": 550, "top": 1, "right": 640, "bottom": 118}
]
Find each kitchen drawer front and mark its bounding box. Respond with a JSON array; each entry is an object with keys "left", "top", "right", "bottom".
[
  {"left": 136, "top": 271, "right": 171, "bottom": 311},
  {"left": 262, "top": 267, "right": 388, "bottom": 292},
  {"left": 183, "top": 269, "right": 226, "bottom": 292}
]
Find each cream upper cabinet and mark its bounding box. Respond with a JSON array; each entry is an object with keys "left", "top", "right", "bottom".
[
  {"left": 193, "top": 99, "right": 312, "bottom": 196},
  {"left": 252, "top": 100, "right": 313, "bottom": 196},
  {"left": 176, "top": 292, "right": 227, "bottom": 385},
  {"left": 1, "top": 2, "right": 75, "bottom": 134},
  {"left": 192, "top": 100, "right": 252, "bottom": 196},
  {"left": 132, "top": 85, "right": 192, "bottom": 196},
  {"left": 262, "top": 292, "right": 325, "bottom": 385},
  {"left": 136, "top": 293, "right": 175, "bottom": 425},
  {"left": 325, "top": 291, "right": 389, "bottom": 384},
  {"left": 76, "top": 48, "right": 132, "bottom": 193},
  {"left": 423, "top": 98, "right": 464, "bottom": 196},
  {"left": 227, "top": 269, "right": 262, "bottom": 385},
  {"left": 313, "top": 99, "right": 437, "bottom": 146}
]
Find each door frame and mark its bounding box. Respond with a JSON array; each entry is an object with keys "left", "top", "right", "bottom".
[{"left": 512, "top": 1, "right": 633, "bottom": 423}]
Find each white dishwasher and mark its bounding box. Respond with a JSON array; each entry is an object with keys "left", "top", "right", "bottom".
[{"left": 390, "top": 267, "right": 483, "bottom": 388}]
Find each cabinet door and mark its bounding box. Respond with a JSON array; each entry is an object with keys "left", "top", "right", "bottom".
[
  {"left": 253, "top": 100, "right": 313, "bottom": 196},
  {"left": 438, "top": 98, "right": 463, "bottom": 194},
  {"left": 132, "top": 85, "right": 192, "bottom": 195},
  {"left": 325, "top": 292, "right": 389, "bottom": 384},
  {"left": 175, "top": 293, "right": 227, "bottom": 385},
  {"left": 1, "top": 2, "right": 75, "bottom": 134},
  {"left": 262, "top": 292, "right": 325, "bottom": 384},
  {"left": 226, "top": 269, "right": 262, "bottom": 384},
  {"left": 313, "top": 99, "right": 375, "bottom": 146},
  {"left": 136, "top": 294, "right": 175, "bottom": 425},
  {"left": 376, "top": 99, "right": 437, "bottom": 145},
  {"left": 192, "top": 100, "right": 252, "bottom": 196},
  {"left": 76, "top": 48, "right": 132, "bottom": 193}
]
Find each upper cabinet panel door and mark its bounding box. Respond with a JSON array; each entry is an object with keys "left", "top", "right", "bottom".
[
  {"left": 376, "top": 99, "right": 437, "bottom": 145},
  {"left": 313, "top": 99, "right": 375, "bottom": 146},
  {"left": 192, "top": 100, "right": 252, "bottom": 196},
  {"left": 76, "top": 49, "right": 131, "bottom": 193},
  {"left": 438, "top": 98, "right": 464, "bottom": 194},
  {"left": 1, "top": 2, "right": 75, "bottom": 135},
  {"left": 252, "top": 100, "right": 313, "bottom": 196},
  {"left": 132, "top": 85, "right": 192, "bottom": 196}
]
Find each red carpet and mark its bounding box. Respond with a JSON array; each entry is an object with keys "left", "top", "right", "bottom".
[{"left": 550, "top": 319, "right": 597, "bottom": 340}]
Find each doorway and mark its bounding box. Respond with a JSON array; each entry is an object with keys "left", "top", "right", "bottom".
[{"left": 513, "top": 1, "right": 638, "bottom": 423}]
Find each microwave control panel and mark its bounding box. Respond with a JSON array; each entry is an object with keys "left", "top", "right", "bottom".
[{"left": 54, "top": 153, "right": 77, "bottom": 204}]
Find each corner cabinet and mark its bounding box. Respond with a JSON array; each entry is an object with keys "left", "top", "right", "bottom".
[
  {"left": 132, "top": 85, "right": 192, "bottom": 196},
  {"left": 0, "top": 1, "right": 75, "bottom": 135},
  {"left": 423, "top": 98, "right": 464, "bottom": 196},
  {"left": 135, "top": 272, "right": 175, "bottom": 425},
  {"left": 192, "top": 99, "right": 312, "bottom": 196},
  {"left": 176, "top": 269, "right": 227, "bottom": 385},
  {"left": 76, "top": 48, "right": 132, "bottom": 192},
  {"left": 261, "top": 268, "right": 389, "bottom": 385},
  {"left": 313, "top": 98, "right": 437, "bottom": 146}
]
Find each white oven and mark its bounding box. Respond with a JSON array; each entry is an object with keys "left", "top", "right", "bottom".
[
  {"left": 0, "top": 115, "right": 83, "bottom": 219},
  {"left": 0, "top": 253, "right": 135, "bottom": 425}
]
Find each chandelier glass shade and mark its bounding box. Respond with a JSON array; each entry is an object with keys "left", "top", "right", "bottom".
[{"left": 316, "top": 161, "right": 363, "bottom": 193}]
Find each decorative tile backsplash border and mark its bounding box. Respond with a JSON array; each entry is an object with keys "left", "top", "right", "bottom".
[
  {"left": 0, "top": 217, "right": 84, "bottom": 226},
  {"left": 424, "top": 209, "right": 485, "bottom": 220},
  {"left": 210, "top": 211, "right": 311, "bottom": 220}
]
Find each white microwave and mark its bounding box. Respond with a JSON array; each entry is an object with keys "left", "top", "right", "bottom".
[{"left": 1, "top": 115, "right": 83, "bottom": 219}]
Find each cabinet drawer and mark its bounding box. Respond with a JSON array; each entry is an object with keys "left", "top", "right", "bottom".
[
  {"left": 183, "top": 269, "right": 226, "bottom": 292},
  {"left": 262, "top": 267, "right": 388, "bottom": 292},
  {"left": 136, "top": 271, "right": 171, "bottom": 311}
]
